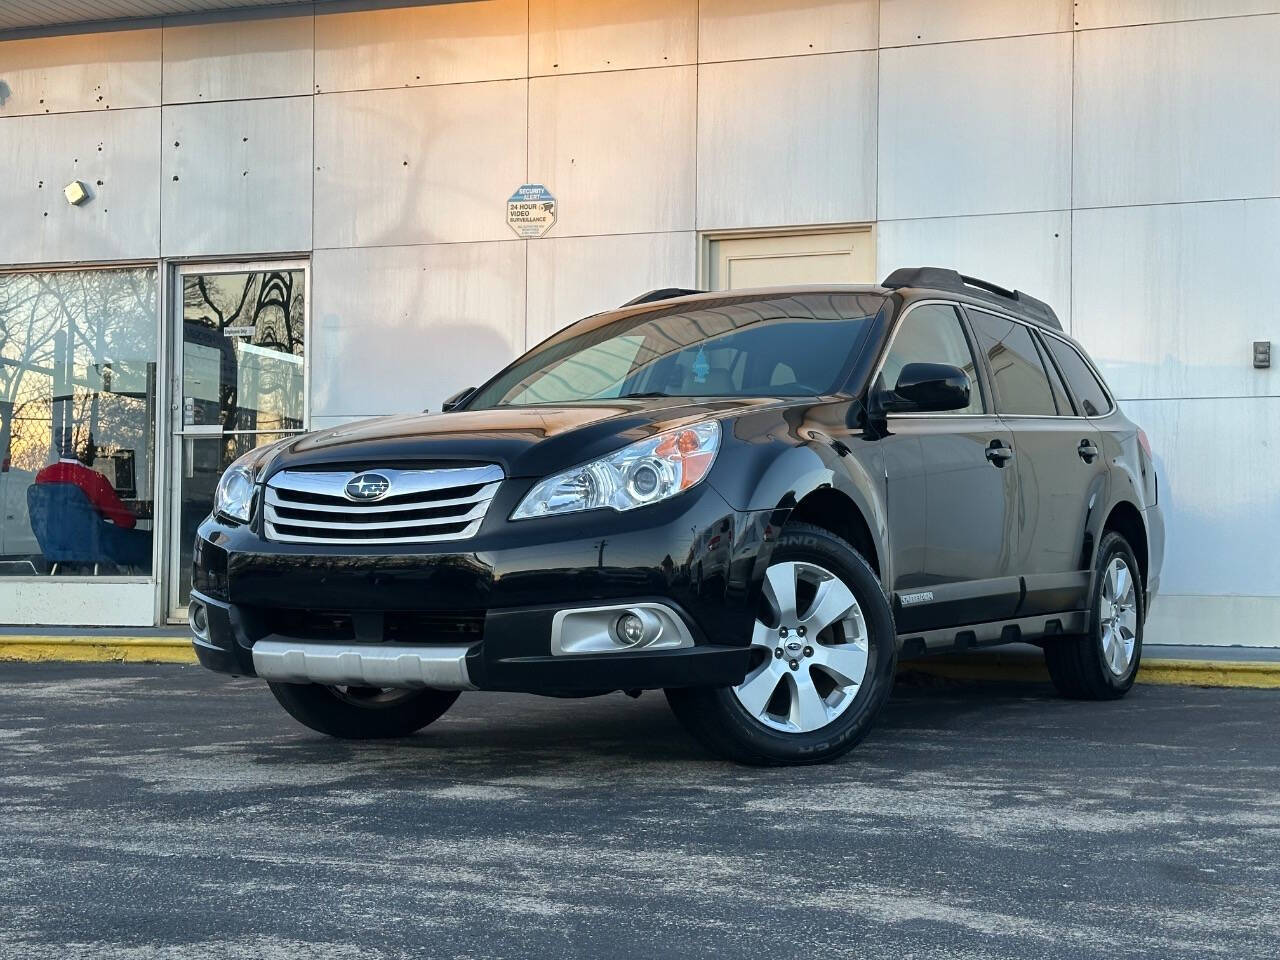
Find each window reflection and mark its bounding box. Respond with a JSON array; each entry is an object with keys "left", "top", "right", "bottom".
[
  {"left": 470, "top": 294, "right": 886, "bottom": 408},
  {"left": 175, "top": 269, "right": 307, "bottom": 607},
  {"left": 181, "top": 271, "right": 305, "bottom": 433},
  {"left": 0, "top": 268, "right": 157, "bottom": 576}
]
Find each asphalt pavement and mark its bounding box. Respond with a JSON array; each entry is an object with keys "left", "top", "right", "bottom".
[{"left": 1, "top": 662, "right": 1278, "bottom": 960}]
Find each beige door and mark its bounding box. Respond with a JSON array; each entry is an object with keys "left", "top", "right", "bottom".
[{"left": 706, "top": 229, "right": 875, "bottom": 290}]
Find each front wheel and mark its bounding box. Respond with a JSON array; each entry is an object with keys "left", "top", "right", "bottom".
[
  {"left": 1043, "top": 530, "right": 1144, "bottom": 700},
  {"left": 267, "top": 682, "right": 460, "bottom": 739},
  {"left": 666, "top": 523, "right": 897, "bottom": 766}
]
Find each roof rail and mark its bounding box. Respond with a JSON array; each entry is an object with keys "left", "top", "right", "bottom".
[
  {"left": 881, "top": 267, "right": 1062, "bottom": 331},
  {"left": 621, "top": 287, "right": 704, "bottom": 307}
]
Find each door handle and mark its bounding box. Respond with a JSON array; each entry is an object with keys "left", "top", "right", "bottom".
[
  {"left": 985, "top": 440, "right": 1015, "bottom": 466},
  {"left": 1078, "top": 439, "right": 1100, "bottom": 463}
]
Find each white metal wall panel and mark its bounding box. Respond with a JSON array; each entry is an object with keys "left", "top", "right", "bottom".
[
  {"left": 161, "top": 13, "right": 314, "bottom": 103},
  {"left": 1146, "top": 595, "right": 1280, "bottom": 649},
  {"left": 1074, "top": 16, "right": 1280, "bottom": 208},
  {"left": 1072, "top": 200, "right": 1280, "bottom": 402},
  {"left": 529, "top": 0, "right": 696, "bottom": 75},
  {"left": 698, "top": 0, "right": 876, "bottom": 62},
  {"left": 311, "top": 242, "right": 527, "bottom": 418},
  {"left": 0, "top": 107, "right": 160, "bottom": 263},
  {"left": 525, "top": 231, "right": 696, "bottom": 347},
  {"left": 0, "top": 29, "right": 160, "bottom": 116},
  {"left": 877, "top": 211, "right": 1072, "bottom": 322},
  {"left": 313, "top": 0, "right": 527, "bottom": 94},
  {"left": 879, "top": 0, "right": 1070, "bottom": 47},
  {"left": 1120, "top": 397, "right": 1280, "bottom": 599},
  {"left": 529, "top": 67, "right": 695, "bottom": 236},
  {"left": 1074, "top": 0, "right": 1280, "bottom": 30},
  {"left": 697, "top": 52, "right": 876, "bottom": 231},
  {"left": 878, "top": 33, "right": 1072, "bottom": 220},
  {"left": 160, "top": 96, "right": 313, "bottom": 256},
  {"left": 314, "top": 81, "right": 526, "bottom": 249}
]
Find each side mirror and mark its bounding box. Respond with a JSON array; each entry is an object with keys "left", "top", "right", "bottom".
[
  {"left": 886, "top": 363, "right": 970, "bottom": 413},
  {"left": 440, "top": 386, "right": 476, "bottom": 413}
]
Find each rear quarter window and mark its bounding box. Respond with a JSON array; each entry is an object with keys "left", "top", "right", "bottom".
[{"left": 1042, "top": 336, "right": 1114, "bottom": 417}]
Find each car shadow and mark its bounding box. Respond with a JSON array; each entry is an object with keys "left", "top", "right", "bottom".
[{"left": 233, "top": 675, "right": 1071, "bottom": 776}]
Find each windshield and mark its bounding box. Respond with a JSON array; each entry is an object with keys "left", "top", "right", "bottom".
[{"left": 466, "top": 292, "right": 886, "bottom": 409}]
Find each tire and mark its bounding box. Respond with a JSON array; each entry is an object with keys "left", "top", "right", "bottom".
[
  {"left": 267, "top": 682, "right": 460, "bottom": 739},
  {"left": 666, "top": 522, "right": 897, "bottom": 766},
  {"left": 1044, "top": 530, "right": 1144, "bottom": 700}
]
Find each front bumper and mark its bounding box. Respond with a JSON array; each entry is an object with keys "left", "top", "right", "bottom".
[{"left": 191, "top": 481, "right": 781, "bottom": 694}]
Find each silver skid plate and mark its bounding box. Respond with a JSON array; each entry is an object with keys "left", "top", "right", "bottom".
[{"left": 252, "top": 640, "right": 476, "bottom": 690}]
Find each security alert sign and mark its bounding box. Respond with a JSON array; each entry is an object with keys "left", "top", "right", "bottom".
[{"left": 506, "top": 184, "right": 557, "bottom": 238}]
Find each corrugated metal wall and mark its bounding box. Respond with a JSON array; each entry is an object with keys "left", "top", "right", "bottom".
[{"left": 1, "top": 0, "right": 1277, "bottom": 644}]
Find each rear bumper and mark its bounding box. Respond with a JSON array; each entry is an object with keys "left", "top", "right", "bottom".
[
  {"left": 190, "top": 483, "right": 779, "bottom": 694},
  {"left": 1144, "top": 501, "right": 1165, "bottom": 614}
]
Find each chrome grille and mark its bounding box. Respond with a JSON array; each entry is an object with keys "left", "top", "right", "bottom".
[{"left": 263, "top": 465, "right": 503, "bottom": 545}]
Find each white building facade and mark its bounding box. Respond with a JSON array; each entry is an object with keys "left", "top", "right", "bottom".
[{"left": 0, "top": 0, "right": 1276, "bottom": 645}]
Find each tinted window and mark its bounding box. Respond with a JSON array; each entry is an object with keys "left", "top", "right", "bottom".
[
  {"left": 1043, "top": 336, "right": 1113, "bottom": 416},
  {"left": 967, "top": 311, "right": 1059, "bottom": 416},
  {"left": 880, "top": 304, "right": 984, "bottom": 414},
  {"left": 1035, "top": 335, "right": 1075, "bottom": 415},
  {"left": 467, "top": 293, "right": 886, "bottom": 408}
]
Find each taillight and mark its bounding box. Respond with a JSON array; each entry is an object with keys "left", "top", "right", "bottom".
[{"left": 1137, "top": 428, "right": 1153, "bottom": 460}]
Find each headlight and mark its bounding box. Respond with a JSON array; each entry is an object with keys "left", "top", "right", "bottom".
[
  {"left": 214, "top": 456, "right": 259, "bottom": 524},
  {"left": 511, "top": 421, "right": 721, "bottom": 520}
]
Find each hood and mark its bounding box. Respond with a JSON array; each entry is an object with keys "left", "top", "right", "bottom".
[{"left": 261, "top": 397, "right": 791, "bottom": 479}]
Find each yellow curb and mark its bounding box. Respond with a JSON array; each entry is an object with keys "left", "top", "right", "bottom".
[
  {"left": 899, "top": 656, "right": 1280, "bottom": 690},
  {"left": 0, "top": 636, "right": 196, "bottom": 665},
  {"left": 1136, "top": 659, "right": 1280, "bottom": 689}
]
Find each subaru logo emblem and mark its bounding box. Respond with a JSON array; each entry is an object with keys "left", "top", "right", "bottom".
[{"left": 345, "top": 472, "right": 390, "bottom": 501}]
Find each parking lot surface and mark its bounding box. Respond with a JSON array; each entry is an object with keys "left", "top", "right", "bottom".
[{"left": 1, "top": 662, "right": 1278, "bottom": 960}]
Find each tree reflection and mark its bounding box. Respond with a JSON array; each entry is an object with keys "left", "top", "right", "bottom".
[
  {"left": 181, "top": 270, "right": 304, "bottom": 447},
  {"left": 0, "top": 267, "right": 157, "bottom": 571},
  {"left": 0, "top": 268, "right": 156, "bottom": 478}
]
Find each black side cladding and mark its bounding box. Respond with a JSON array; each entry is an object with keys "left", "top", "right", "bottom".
[{"left": 881, "top": 266, "right": 1062, "bottom": 331}]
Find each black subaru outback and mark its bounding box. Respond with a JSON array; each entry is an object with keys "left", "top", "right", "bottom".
[{"left": 190, "top": 267, "right": 1163, "bottom": 765}]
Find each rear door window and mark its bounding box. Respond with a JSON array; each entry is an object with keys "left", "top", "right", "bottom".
[
  {"left": 966, "top": 310, "right": 1059, "bottom": 417},
  {"left": 1042, "top": 335, "right": 1114, "bottom": 417}
]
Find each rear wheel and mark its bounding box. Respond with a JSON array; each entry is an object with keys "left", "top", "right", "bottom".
[
  {"left": 267, "top": 682, "right": 459, "bottom": 739},
  {"left": 666, "top": 523, "right": 897, "bottom": 765},
  {"left": 1044, "top": 530, "right": 1144, "bottom": 700}
]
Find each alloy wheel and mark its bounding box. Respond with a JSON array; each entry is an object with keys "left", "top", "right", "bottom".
[
  {"left": 731, "top": 561, "right": 869, "bottom": 733},
  {"left": 1099, "top": 556, "right": 1138, "bottom": 676}
]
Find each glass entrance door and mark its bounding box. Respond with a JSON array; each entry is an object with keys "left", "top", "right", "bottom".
[{"left": 168, "top": 262, "right": 308, "bottom": 617}]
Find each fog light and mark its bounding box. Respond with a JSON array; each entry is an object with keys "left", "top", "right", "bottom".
[
  {"left": 189, "top": 601, "right": 210, "bottom": 641},
  {"left": 616, "top": 612, "right": 645, "bottom": 647}
]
